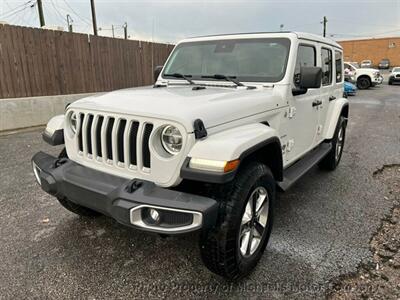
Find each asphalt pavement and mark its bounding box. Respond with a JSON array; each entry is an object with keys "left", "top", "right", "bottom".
[{"left": 0, "top": 83, "right": 399, "bottom": 299}]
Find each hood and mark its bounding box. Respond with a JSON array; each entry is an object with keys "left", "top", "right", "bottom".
[
  {"left": 359, "top": 68, "right": 379, "bottom": 73},
  {"left": 70, "top": 85, "right": 281, "bottom": 132}
]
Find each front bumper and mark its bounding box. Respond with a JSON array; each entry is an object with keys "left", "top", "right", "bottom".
[
  {"left": 373, "top": 75, "right": 384, "bottom": 84},
  {"left": 389, "top": 76, "right": 400, "bottom": 82},
  {"left": 32, "top": 152, "right": 218, "bottom": 234}
]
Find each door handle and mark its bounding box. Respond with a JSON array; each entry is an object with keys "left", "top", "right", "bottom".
[
  {"left": 329, "top": 96, "right": 336, "bottom": 101},
  {"left": 312, "top": 100, "right": 322, "bottom": 107}
]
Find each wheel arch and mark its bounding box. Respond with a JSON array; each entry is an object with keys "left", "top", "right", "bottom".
[
  {"left": 238, "top": 137, "right": 283, "bottom": 182},
  {"left": 324, "top": 99, "right": 349, "bottom": 140},
  {"left": 181, "top": 123, "right": 283, "bottom": 183}
]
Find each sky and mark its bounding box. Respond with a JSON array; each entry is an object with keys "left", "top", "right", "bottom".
[{"left": 0, "top": 0, "right": 399, "bottom": 43}]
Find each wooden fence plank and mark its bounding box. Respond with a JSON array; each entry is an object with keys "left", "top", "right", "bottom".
[
  {"left": 0, "top": 24, "right": 173, "bottom": 99},
  {"left": 0, "top": 25, "right": 10, "bottom": 98}
]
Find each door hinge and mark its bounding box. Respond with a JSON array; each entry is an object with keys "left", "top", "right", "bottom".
[
  {"left": 288, "top": 107, "right": 296, "bottom": 119},
  {"left": 286, "top": 139, "right": 295, "bottom": 152},
  {"left": 317, "top": 125, "right": 323, "bottom": 135}
]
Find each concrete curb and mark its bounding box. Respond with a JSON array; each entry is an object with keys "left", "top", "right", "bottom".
[{"left": 0, "top": 93, "right": 95, "bottom": 132}]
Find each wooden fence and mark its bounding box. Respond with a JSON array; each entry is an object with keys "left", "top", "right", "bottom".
[{"left": 0, "top": 24, "right": 174, "bottom": 99}]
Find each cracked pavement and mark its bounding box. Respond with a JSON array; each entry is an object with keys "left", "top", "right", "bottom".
[{"left": 0, "top": 83, "right": 399, "bottom": 299}]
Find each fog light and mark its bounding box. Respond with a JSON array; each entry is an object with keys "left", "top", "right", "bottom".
[
  {"left": 149, "top": 208, "right": 160, "bottom": 223},
  {"left": 32, "top": 162, "right": 41, "bottom": 185}
]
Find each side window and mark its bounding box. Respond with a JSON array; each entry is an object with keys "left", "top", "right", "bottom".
[
  {"left": 321, "top": 48, "right": 333, "bottom": 85},
  {"left": 294, "top": 45, "right": 316, "bottom": 85},
  {"left": 335, "top": 50, "right": 343, "bottom": 82}
]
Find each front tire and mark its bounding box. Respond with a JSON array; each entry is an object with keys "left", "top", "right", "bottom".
[
  {"left": 357, "top": 76, "right": 371, "bottom": 89},
  {"left": 319, "top": 116, "right": 346, "bottom": 171},
  {"left": 199, "top": 162, "right": 275, "bottom": 279}
]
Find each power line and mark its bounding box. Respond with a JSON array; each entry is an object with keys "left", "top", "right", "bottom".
[
  {"left": 0, "top": 5, "right": 32, "bottom": 20},
  {"left": 62, "top": 0, "right": 91, "bottom": 25},
  {"left": 0, "top": 0, "right": 34, "bottom": 18},
  {"left": 331, "top": 28, "right": 400, "bottom": 39},
  {"left": 50, "top": 0, "right": 67, "bottom": 24},
  {"left": 329, "top": 19, "right": 397, "bottom": 29}
]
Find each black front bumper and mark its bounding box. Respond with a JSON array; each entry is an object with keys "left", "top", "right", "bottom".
[
  {"left": 390, "top": 76, "right": 400, "bottom": 82},
  {"left": 32, "top": 152, "right": 218, "bottom": 234}
]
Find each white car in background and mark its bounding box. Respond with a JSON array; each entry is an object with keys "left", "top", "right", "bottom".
[
  {"left": 360, "top": 60, "right": 373, "bottom": 68},
  {"left": 388, "top": 67, "right": 400, "bottom": 85},
  {"left": 344, "top": 62, "right": 383, "bottom": 89}
]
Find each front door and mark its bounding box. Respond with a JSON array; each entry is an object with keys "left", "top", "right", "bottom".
[{"left": 284, "top": 42, "right": 320, "bottom": 164}]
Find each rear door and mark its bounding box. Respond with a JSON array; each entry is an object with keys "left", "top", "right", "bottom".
[{"left": 315, "top": 46, "right": 337, "bottom": 145}]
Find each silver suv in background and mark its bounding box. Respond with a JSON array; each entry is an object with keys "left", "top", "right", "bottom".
[
  {"left": 378, "top": 58, "right": 390, "bottom": 69},
  {"left": 360, "top": 60, "right": 373, "bottom": 68}
]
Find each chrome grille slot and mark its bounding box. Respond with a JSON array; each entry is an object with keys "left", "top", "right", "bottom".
[
  {"left": 129, "top": 121, "right": 139, "bottom": 166},
  {"left": 95, "top": 116, "right": 104, "bottom": 157},
  {"left": 106, "top": 117, "right": 115, "bottom": 161},
  {"left": 117, "top": 119, "right": 127, "bottom": 163},
  {"left": 73, "top": 112, "right": 161, "bottom": 174},
  {"left": 77, "top": 113, "right": 84, "bottom": 152},
  {"left": 86, "top": 114, "right": 94, "bottom": 155},
  {"left": 142, "top": 124, "right": 154, "bottom": 169}
]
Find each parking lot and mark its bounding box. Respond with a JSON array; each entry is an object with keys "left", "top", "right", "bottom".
[{"left": 0, "top": 83, "right": 399, "bottom": 299}]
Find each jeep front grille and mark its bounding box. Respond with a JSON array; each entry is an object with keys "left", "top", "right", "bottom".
[{"left": 76, "top": 112, "right": 154, "bottom": 170}]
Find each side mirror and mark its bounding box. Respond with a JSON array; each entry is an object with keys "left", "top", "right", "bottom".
[
  {"left": 293, "top": 66, "right": 322, "bottom": 96},
  {"left": 299, "top": 66, "right": 322, "bottom": 89},
  {"left": 154, "top": 65, "right": 163, "bottom": 82}
]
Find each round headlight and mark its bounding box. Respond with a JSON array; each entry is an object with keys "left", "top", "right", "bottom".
[
  {"left": 69, "top": 112, "right": 77, "bottom": 134},
  {"left": 161, "top": 125, "right": 182, "bottom": 155}
]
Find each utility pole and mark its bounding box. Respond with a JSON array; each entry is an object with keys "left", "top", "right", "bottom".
[
  {"left": 124, "top": 22, "right": 128, "bottom": 39},
  {"left": 90, "top": 0, "right": 98, "bottom": 36},
  {"left": 322, "top": 16, "right": 327, "bottom": 37},
  {"left": 37, "top": 0, "right": 45, "bottom": 27},
  {"left": 111, "top": 25, "right": 114, "bottom": 38},
  {"left": 66, "top": 14, "right": 73, "bottom": 32}
]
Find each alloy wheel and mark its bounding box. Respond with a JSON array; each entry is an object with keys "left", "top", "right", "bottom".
[
  {"left": 239, "top": 186, "right": 269, "bottom": 257},
  {"left": 335, "top": 126, "right": 344, "bottom": 162}
]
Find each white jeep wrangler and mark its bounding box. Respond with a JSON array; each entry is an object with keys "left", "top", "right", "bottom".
[{"left": 32, "top": 32, "right": 348, "bottom": 279}]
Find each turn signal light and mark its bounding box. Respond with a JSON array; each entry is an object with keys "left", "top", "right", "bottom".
[{"left": 189, "top": 158, "right": 240, "bottom": 173}]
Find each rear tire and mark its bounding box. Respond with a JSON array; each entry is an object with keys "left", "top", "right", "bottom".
[
  {"left": 199, "top": 162, "right": 275, "bottom": 279},
  {"left": 319, "top": 116, "right": 346, "bottom": 171}
]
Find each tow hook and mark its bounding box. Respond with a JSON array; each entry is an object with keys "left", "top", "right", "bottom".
[
  {"left": 125, "top": 180, "right": 143, "bottom": 193},
  {"left": 54, "top": 158, "right": 68, "bottom": 168}
]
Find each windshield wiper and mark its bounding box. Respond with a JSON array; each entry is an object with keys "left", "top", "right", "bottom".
[
  {"left": 164, "top": 73, "right": 195, "bottom": 85},
  {"left": 201, "top": 74, "right": 244, "bottom": 87}
]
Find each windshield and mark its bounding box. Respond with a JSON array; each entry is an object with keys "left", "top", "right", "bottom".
[
  {"left": 393, "top": 67, "right": 400, "bottom": 72},
  {"left": 162, "top": 38, "right": 291, "bottom": 83}
]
